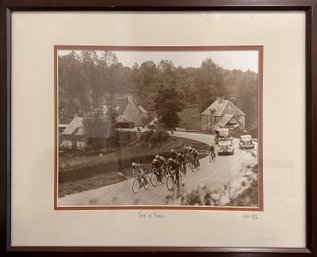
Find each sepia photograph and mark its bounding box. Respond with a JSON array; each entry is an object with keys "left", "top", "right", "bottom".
[{"left": 55, "top": 46, "right": 262, "bottom": 210}]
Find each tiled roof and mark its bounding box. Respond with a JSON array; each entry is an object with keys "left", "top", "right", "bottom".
[
  {"left": 113, "top": 98, "right": 129, "bottom": 115},
  {"left": 75, "top": 127, "right": 86, "bottom": 136},
  {"left": 217, "top": 114, "right": 234, "bottom": 127},
  {"left": 201, "top": 99, "right": 245, "bottom": 116},
  {"left": 62, "top": 116, "right": 84, "bottom": 135}
]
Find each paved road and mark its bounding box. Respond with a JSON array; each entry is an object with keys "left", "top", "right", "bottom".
[{"left": 58, "top": 131, "right": 257, "bottom": 206}]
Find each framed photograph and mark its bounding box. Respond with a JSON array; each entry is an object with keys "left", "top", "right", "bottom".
[
  {"left": 1, "top": 0, "right": 316, "bottom": 256},
  {"left": 55, "top": 45, "right": 263, "bottom": 211}
]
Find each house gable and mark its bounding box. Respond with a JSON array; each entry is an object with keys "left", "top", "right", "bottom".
[
  {"left": 221, "top": 101, "right": 245, "bottom": 116},
  {"left": 201, "top": 99, "right": 245, "bottom": 117},
  {"left": 201, "top": 100, "right": 228, "bottom": 116},
  {"left": 113, "top": 98, "right": 129, "bottom": 115}
]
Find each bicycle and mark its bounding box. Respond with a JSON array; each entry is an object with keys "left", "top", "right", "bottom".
[
  {"left": 132, "top": 175, "right": 151, "bottom": 194},
  {"left": 184, "top": 154, "right": 191, "bottom": 165},
  {"left": 186, "top": 157, "right": 200, "bottom": 172},
  {"left": 179, "top": 162, "right": 187, "bottom": 176},
  {"left": 150, "top": 167, "right": 166, "bottom": 186},
  {"left": 166, "top": 168, "right": 182, "bottom": 191}
]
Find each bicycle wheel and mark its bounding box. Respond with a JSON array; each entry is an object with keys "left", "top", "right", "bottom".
[
  {"left": 191, "top": 160, "right": 199, "bottom": 171},
  {"left": 143, "top": 175, "right": 151, "bottom": 190},
  {"left": 150, "top": 172, "right": 158, "bottom": 187},
  {"left": 180, "top": 166, "right": 186, "bottom": 176},
  {"left": 209, "top": 153, "right": 212, "bottom": 162},
  {"left": 160, "top": 171, "right": 167, "bottom": 184},
  {"left": 190, "top": 161, "right": 196, "bottom": 171},
  {"left": 166, "top": 175, "right": 174, "bottom": 191},
  {"left": 132, "top": 178, "right": 141, "bottom": 194},
  {"left": 196, "top": 160, "right": 200, "bottom": 171},
  {"left": 186, "top": 163, "right": 193, "bottom": 173}
]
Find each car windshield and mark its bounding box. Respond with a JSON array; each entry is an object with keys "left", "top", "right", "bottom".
[
  {"left": 240, "top": 135, "right": 252, "bottom": 141},
  {"left": 219, "top": 141, "right": 232, "bottom": 146}
]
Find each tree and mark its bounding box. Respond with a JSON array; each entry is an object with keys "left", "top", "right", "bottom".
[
  {"left": 83, "top": 107, "right": 111, "bottom": 151},
  {"left": 81, "top": 50, "right": 118, "bottom": 109},
  {"left": 158, "top": 60, "right": 176, "bottom": 86},
  {"left": 58, "top": 51, "right": 91, "bottom": 123},
  {"left": 153, "top": 85, "right": 185, "bottom": 129},
  {"left": 58, "top": 51, "right": 258, "bottom": 132},
  {"left": 83, "top": 107, "right": 110, "bottom": 137}
]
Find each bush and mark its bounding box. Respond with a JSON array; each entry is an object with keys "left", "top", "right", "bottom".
[
  {"left": 149, "top": 129, "right": 170, "bottom": 144},
  {"left": 139, "top": 130, "right": 154, "bottom": 142},
  {"left": 228, "top": 181, "right": 258, "bottom": 206},
  {"left": 138, "top": 129, "right": 170, "bottom": 145}
]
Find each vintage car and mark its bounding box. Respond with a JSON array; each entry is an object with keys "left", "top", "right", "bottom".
[
  {"left": 217, "top": 140, "right": 234, "bottom": 155},
  {"left": 239, "top": 135, "right": 255, "bottom": 149},
  {"left": 214, "top": 128, "right": 233, "bottom": 144}
]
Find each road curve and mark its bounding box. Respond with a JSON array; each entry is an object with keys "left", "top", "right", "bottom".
[{"left": 58, "top": 131, "right": 257, "bottom": 206}]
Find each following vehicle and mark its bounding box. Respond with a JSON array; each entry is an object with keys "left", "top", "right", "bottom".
[
  {"left": 239, "top": 135, "right": 255, "bottom": 149},
  {"left": 217, "top": 140, "right": 234, "bottom": 155},
  {"left": 214, "top": 128, "right": 233, "bottom": 144}
]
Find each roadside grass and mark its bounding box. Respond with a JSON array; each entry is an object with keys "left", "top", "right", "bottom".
[
  {"left": 58, "top": 131, "right": 208, "bottom": 198},
  {"left": 165, "top": 178, "right": 258, "bottom": 207},
  {"left": 59, "top": 172, "right": 126, "bottom": 198}
]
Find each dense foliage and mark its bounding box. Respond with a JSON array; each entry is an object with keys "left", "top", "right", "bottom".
[
  {"left": 58, "top": 50, "right": 258, "bottom": 129},
  {"left": 153, "top": 85, "right": 185, "bottom": 128},
  {"left": 82, "top": 107, "right": 110, "bottom": 138}
]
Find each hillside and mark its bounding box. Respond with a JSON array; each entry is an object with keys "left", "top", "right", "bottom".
[{"left": 58, "top": 51, "right": 258, "bottom": 131}]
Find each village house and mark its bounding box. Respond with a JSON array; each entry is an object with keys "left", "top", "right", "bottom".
[
  {"left": 60, "top": 115, "right": 86, "bottom": 150},
  {"left": 60, "top": 114, "right": 111, "bottom": 151},
  {"left": 60, "top": 95, "right": 147, "bottom": 151},
  {"left": 201, "top": 98, "right": 246, "bottom": 132},
  {"left": 112, "top": 95, "right": 148, "bottom": 127}
]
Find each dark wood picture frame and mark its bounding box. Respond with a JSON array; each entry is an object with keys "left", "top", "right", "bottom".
[{"left": 0, "top": 0, "right": 316, "bottom": 256}]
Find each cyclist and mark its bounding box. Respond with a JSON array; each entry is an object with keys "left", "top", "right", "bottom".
[
  {"left": 177, "top": 152, "right": 186, "bottom": 175},
  {"left": 156, "top": 155, "right": 166, "bottom": 167},
  {"left": 183, "top": 146, "right": 190, "bottom": 163},
  {"left": 166, "top": 157, "right": 180, "bottom": 187},
  {"left": 190, "top": 147, "right": 200, "bottom": 168},
  {"left": 131, "top": 162, "right": 147, "bottom": 185},
  {"left": 209, "top": 144, "right": 216, "bottom": 161},
  {"left": 155, "top": 155, "right": 166, "bottom": 178},
  {"left": 170, "top": 149, "right": 178, "bottom": 160},
  {"left": 187, "top": 146, "right": 193, "bottom": 160},
  {"left": 188, "top": 146, "right": 194, "bottom": 158},
  {"left": 151, "top": 158, "right": 162, "bottom": 181}
]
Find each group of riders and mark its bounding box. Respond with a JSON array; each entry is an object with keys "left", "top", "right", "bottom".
[{"left": 131, "top": 144, "right": 216, "bottom": 189}]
